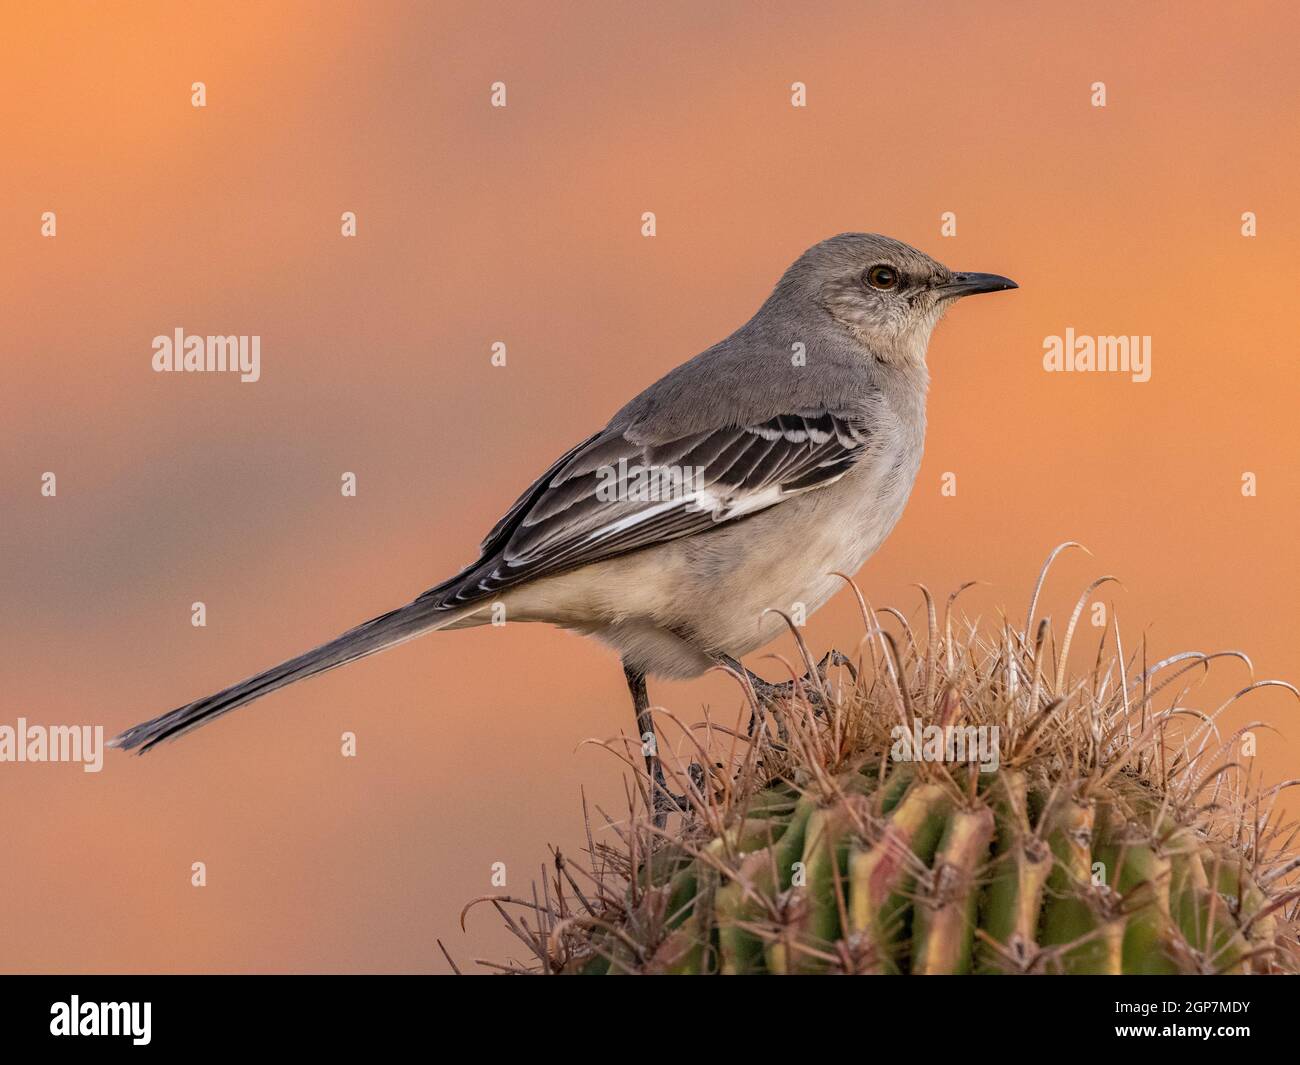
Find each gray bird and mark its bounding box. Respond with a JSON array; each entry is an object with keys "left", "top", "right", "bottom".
[{"left": 111, "top": 233, "right": 1015, "bottom": 813}]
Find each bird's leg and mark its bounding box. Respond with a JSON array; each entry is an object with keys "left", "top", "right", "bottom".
[{"left": 623, "top": 662, "right": 686, "bottom": 827}]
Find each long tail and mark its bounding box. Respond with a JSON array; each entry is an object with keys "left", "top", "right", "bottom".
[{"left": 110, "top": 598, "right": 477, "bottom": 754}]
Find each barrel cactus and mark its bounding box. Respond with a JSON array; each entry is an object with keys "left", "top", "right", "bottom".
[{"left": 469, "top": 552, "right": 1300, "bottom": 975}]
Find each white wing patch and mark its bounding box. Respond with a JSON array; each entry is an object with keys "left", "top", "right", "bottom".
[{"left": 744, "top": 423, "right": 833, "bottom": 445}]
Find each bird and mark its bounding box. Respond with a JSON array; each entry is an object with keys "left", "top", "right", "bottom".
[{"left": 111, "top": 233, "right": 1016, "bottom": 815}]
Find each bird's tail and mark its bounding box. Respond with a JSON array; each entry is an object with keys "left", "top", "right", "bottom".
[{"left": 109, "top": 598, "right": 479, "bottom": 754}]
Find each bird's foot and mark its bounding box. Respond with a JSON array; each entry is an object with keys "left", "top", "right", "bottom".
[
  {"left": 745, "top": 650, "right": 858, "bottom": 733},
  {"left": 649, "top": 762, "right": 704, "bottom": 827}
]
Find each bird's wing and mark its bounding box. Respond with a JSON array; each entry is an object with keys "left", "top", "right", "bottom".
[{"left": 423, "top": 410, "right": 871, "bottom": 608}]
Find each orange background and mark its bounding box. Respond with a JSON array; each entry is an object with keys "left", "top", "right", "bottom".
[{"left": 2, "top": 1, "right": 1297, "bottom": 972}]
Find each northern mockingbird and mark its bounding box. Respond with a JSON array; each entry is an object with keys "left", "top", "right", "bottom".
[{"left": 112, "top": 233, "right": 1015, "bottom": 813}]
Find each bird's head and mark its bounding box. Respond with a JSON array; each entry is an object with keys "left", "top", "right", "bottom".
[{"left": 778, "top": 233, "right": 1016, "bottom": 364}]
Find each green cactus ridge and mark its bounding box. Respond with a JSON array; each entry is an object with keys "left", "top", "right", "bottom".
[{"left": 573, "top": 762, "right": 1288, "bottom": 975}]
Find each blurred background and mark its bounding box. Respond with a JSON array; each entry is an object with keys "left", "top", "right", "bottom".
[{"left": 1, "top": 0, "right": 1297, "bottom": 972}]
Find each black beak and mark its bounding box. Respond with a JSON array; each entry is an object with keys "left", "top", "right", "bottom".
[{"left": 937, "top": 271, "right": 1018, "bottom": 298}]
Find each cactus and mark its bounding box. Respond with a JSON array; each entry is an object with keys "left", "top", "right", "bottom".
[{"left": 467, "top": 552, "right": 1300, "bottom": 975}]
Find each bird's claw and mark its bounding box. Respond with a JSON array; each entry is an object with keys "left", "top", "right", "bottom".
[
  {"left": 649, "top": 762, "right": 704, "bottom": 826},
  {"left": 653, "top": 786, "right": 688, "bottom": 815},
  {"left": 745, "top": 649, "right": 857, "bottom": 736}
]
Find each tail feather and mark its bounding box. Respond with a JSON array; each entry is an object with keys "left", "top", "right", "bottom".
[{"left": 110, "top": 599, "right": 472, "bottom": 753}]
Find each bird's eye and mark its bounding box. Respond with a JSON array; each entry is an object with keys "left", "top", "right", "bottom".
[{"left": 865, "top": 264, "right": 899, "bottom": 290}]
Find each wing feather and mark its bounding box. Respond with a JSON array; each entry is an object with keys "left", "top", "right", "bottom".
[{"left": 427, "top": 410, "right": 871, "bottom": 608}]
